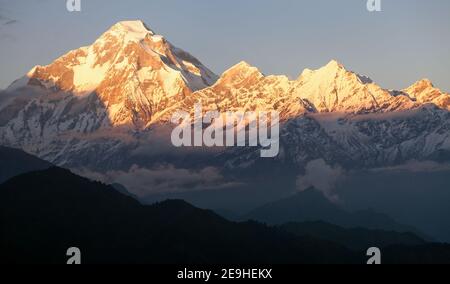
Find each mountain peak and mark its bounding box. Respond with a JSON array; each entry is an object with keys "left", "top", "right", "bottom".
[
  {"left": 16, "top": 20, "right": 218, "bottom": 128},
  {"left": 408, "top": 79, "right": 434, "bottom": 90},
  {"left": 217, "top": 61, "right": 264, "bottom": 85},
  {"left": 112, "top": 20, "right": 154, "bottom": 34},
  {"left": 322, "top": 59, "right": 346, "bottom": 72},
  {"left": 327, "top": 59, "right": 344, "bottom": 66},
  {"left": 296, "top": 60, "right": 350, "bottom": 82},
  {"left": 404, "top": 79, "right": 438, "bottom": 97},
  {"left": 104, "top": 20, "right": 155, "bottom": 43},
  {"left": 403, "top": 79, "right": 449, "bottom": 109},
  {"left": 230, "top": 61, "right": 257, "bottom": 70},
  {"left": 223, "top": 61, "right": 262, "bottom": 76}
]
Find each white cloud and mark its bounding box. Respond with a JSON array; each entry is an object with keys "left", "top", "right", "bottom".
[
  {"left": 296, "top": 159, "right": 345, "bottom": 202},
  {"left": 76, "top": 164, "right": 239, "bottom": 197}
]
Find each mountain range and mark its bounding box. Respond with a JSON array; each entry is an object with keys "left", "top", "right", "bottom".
[
  {"left": 0, "top": 20, "right": 450, "bottom": 245},
  {"left": 0, "top": 167, "right": 358, "bottom": 264},
  {"left": 242, "top": 188, "right": 424, "bottom": 235},
  {"left": 2, "top": 165, "right": 450, "bottom": 264},
  {"left": 0, "top": 20, "right": 449, "bottom": 175}
]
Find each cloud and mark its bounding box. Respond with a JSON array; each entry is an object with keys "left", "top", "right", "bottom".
[
  {"left": 0, "top": 10, "right": 18, "bottom": 27},
  {"left": 296, "top": 159, "right": 345, "bottom": 202},
  {"left": 3, "top": 19, "right": 17, "bottom": 26},
  {"left": 0, "top": 9, "right": 18, "bottom": 41},
  {"left": 76, "top": 164, "right": 240, "bottom": 197}
]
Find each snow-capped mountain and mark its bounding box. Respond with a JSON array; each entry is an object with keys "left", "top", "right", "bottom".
[
  {"left": 0, "top": 20, "right": 449, "bottom": 191},
  {"left": 2, "top": 20, "right": 217, "bottom": 130},
  {"left": 186, "top": 59, "right": 422, "bottom": 118},
  {"left": 187, "top": 59, "right": 450, "bottom": 170},
  {"left": 0, "top": 21, "right": 218, "bottom": 163},
  {"left": 403, "top": 79, "right": 450, "bottom": 110}
]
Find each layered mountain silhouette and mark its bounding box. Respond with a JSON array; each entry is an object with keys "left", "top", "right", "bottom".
[
  {"left": 1, "top": 166, "right": 450, "bottom": 264},
  {"left": 0, "top": 167, "right": 358, "bottom": 264},
  {"left": 242, "top": 188, "right": 424, "bottom": 236},
  {"left": 1, "top": 20, "right": 450, "bottom": 263}
]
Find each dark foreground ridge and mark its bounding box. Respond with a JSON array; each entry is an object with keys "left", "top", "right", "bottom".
[
  {"left": 0, "top": 146, "right": 52, "bottom": 184},
  {"left": 1, "top": 167, "right": 450, "bottom": 264}
]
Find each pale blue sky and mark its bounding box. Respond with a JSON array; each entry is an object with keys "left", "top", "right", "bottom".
[{"left": 0, "top": 0, "right": 449, "bottom": 91}]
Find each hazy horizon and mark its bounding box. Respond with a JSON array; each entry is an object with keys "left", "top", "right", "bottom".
[{"left": 1, "top": 0, "right": 449, "bottom": 91}]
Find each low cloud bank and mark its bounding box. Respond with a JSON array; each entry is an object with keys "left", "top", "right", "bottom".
[{"left": 76, "top": 164, "right": 239, "bottom": 197}]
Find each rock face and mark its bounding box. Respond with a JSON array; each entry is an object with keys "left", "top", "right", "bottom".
[
  {"left": 2, "top": 20, "right": 217, "bottom": 132},
  {"left": 403, "top": 79, "right": 450, "bottom": 110},
  {"left": 0, "top": 20, "right": 449, "bottom": 184},
  {"left": 0, "top": 21, "right": 218, "bottom": 165},
  {"left": 187, "top": 59, "right": 423, "bottom": 118}
]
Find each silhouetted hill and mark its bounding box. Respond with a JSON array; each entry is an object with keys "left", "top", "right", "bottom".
[
  {"left": 0, "top": 167, "right": 358, "bottom": 264},
  {"left": 0, "top": 146, "right": 52, "bottom": 184},
  {"left": 279, "top": 221, "right": 425, "bottom": 251},
  {"left": 243, "top": 188, "right": 422, "bottom": 235},
  {"left": 111, "top": 183, "right": 140, "bottom": 201},
  {"left": 2, "top": 168, "right": 449, "bottom": 264}
]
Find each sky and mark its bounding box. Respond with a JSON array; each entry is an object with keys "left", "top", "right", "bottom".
[{"left": 0, "top": 0, "right": 449, "bottom": 91}]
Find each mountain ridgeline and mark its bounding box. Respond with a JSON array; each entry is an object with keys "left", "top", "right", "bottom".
[
  {"left": 242, "top": 188, "right": 422, "bottom": 235},
  {"left": 0, "top": 167, "right": 358, "bottom": 264},
  {"left": 0, "top": 165, "right": 450, "bottom": 264},
  {"left": 0, "top": 146, "right": 52, "bottom": 183},
  {"left": 1, "top": 20, "right": 450, "bottom": 263},
  {"left": 0, "top": 20, "right": 449, "bottom": 174}
]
